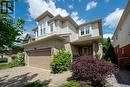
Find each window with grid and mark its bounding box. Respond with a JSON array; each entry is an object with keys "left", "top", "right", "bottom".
[
  {"left": 50, "top": 23, "right": 53, "bottom": 32},
  {"left": 80, "top": 25, "right": 90, "bottom": 36}
]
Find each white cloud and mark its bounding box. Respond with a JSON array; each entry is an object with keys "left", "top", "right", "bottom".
[
  {"left": 68, "top": 4, "right": 73, "bottom": 9},
  {"left": 86, "top": 1, "right": 97, "bottom": 11},
  {"left": 27, "top": 0, "right": 69, "bottom": 18},
  {"left": 71, "top": 11, "right": 86, "bottom": 25},
  {"left": 103, "top": 33, "right": 113, "bottom": 38},
  {"left": 27, "top": 0, "right": 85, "bottom": 25},
  {"left": 104, "top": 8, "right": 124, "bottom": 28}
]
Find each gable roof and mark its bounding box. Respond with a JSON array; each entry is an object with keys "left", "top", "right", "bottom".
[
  {"left": 112, "top": 0, "right": 130, "bottom": 39},
  {"left": 78, "top": 19, "right": 101, "bottom": 27},
  {"left": 32, "top": 27, "right": 38, "bottom": 31},
  {"left": 35, "top": 11, "right": 54, "bottom": 21},
  {"left": 48, "top": 14, "right": 79, "bottom": 28},
  {"left": 24, "top": 33, "right": 35, "bottom": 40}
]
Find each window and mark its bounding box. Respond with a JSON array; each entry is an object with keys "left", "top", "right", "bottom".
[
  {"left": 36, "top": 30, "right": 38, "bottom": 37},
  {"left": 82, "top": 47, "right": 92, "bottom": 56},
  {"left": 81, "top": 28, "right": 84, "bottom": 35},
  {"left": 85, "top": 26, "right": 90, "bottom": 34},
  {"left": 40, "top": 26, "right": 42, "bottom": 35},
  {"left": 80, "top": 25, "right": 90, "bottom": 36},
  {"left": 121, "top": 48, "right": 125, "bottom": 55},
  {"left": 42, "top": 23, "right": 46, "bottom": 35},
  {"left": 50, "top": 23, "right": 53, "bottom": 32},
  {"left": 43, "top": 28, "right": 45, "bottom": 34}
]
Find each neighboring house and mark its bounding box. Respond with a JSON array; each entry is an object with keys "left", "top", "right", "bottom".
[
  {"left": 23, "top": 11, "right": 103, "bottom": 70},
  {"left": 112, "top": 0, "right": 130, "bottom": 69},
  {"left": 23, "top": 33, "right": 35, "bottom": 44}
]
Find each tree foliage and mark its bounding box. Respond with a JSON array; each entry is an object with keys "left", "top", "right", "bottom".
[
  {"left": 103, "top": 37, "right": 118, "bottom": 64},
  {"left": 0, "top": 14, "right": 25, "bottom": 54}
]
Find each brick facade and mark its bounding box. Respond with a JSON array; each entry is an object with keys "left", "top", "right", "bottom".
[{"left": 115, "top": 44, "right": 130, "bottom": 69}]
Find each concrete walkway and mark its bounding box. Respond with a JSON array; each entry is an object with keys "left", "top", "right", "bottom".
[{"left": 0, "top": 66, "right": 72, "bottom": 87}]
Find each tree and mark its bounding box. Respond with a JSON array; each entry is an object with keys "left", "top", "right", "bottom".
[
  {"left": 0, "top": 14, "right": 25, "bottom": 57},
  {"left": 103, "top": 37, "right": 118, "bottom": 64}
]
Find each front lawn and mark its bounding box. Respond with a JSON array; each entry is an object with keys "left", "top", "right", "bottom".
[
  {"left": 0, "top": 64, "right": 10, "bottom": 70},
  {"left": 0, "top": 52, "right": 25, "bottom": 70}
]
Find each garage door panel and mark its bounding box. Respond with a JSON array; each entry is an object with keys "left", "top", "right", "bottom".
[{"left": 27, "top": 49, "right": 51, "bottom": 70}]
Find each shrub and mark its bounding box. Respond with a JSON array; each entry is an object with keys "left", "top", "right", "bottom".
[
  {"left": 25, "top": 81, "right": 48, "bottom": 87},
  {"left": 51, "top": 49, "right": 72, "bottom": 73},
  {"left": 0, "top": 57, "right": 8, "bottom": 63},
  {"left": 70, "top": 56, "right": 119, "bottom": 87},
  {"left": 58, "top": 81, "right": 92, "bottom": 87},
  {"left": 9, "top": 52, "right": 25, "bottom": 67},
  {"left": 58, "top": 81, "right": 80, "bottom": 87},
  {"left": 17, "top": 52, "right": 25, "bottom": 65}
]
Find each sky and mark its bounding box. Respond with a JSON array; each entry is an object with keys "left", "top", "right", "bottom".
[{"left": 14, "top": 0, "right": 128, "bottom": 38}]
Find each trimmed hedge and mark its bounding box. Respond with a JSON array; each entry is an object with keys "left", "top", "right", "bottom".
[
  {"left": 70, "top": 56, "right": 119, "bottom": 87},
  {"left": 0, "top": 57, "right": 8, "bottom": 63},
  {"left": 51, "top": 49, "right": 72, "bottom": 73}
]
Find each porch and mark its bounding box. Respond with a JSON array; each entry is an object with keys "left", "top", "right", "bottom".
[{"left": 70, "top": 36, "right": 102, "bottom": 58}]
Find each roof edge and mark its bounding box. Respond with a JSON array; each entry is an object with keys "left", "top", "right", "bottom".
[{"left": 35, "top": 11, "right": 54, "bottom": 21}]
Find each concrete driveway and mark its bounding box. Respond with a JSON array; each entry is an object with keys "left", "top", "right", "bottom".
[
  {"left": 1, "top": 67, "right": 130, "bottom": 87},
  {"left": 0, "top": 66, "right": 72, "bottom": 87}
]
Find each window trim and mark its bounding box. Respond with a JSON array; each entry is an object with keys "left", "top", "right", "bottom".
[
  {"left": 50, "top": 22, "right": 54, "bottom": 32},
  {"left": 79, "top": 25, "right": 91, "bottom": 36},
  {"left": 42, "top": 23, "right": 46, "bottom": 35},
  {"left": 40, "top": 25, "right": 42, "bottom": 35}
]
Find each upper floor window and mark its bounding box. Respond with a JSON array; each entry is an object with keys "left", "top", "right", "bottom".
[
  {"left": 36, "top": 30, "right": 38, "bottom": 37},
  {"left": 40, "top": 26, "right": 42, "bottom": 35},
  {"left": 50, "top": 23, "right": 53, "bottom": 32},
  {"left": 81, "top": 28, "right": 84, "bottom": 35},
  {"left": 85, "top": 26, "right": 90, "bottom": 34},
  {"left": 80, "top": 25, "right": 90, "bottom": 36},
  {"left": 43, "top": 28, "right": 45, "bottom": 34},
  {"left": 42, "top": 23, "right": 46, "bottom": 35}
]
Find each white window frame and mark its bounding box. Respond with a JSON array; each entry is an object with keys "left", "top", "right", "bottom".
[
  {"left": 50, "top": 22, "right": 54, "bottom": 32},
  {"left": 40, "top": 25, "right": 42, "bottom": 36},
  {"left": 42, "top": 23, "right": 46, "bottom": 35},
  {"left": 79, "top": 25, "right": 91, "bottom": 36},
  {"left": 36, "top": 30, "right": 38, "bottom": 37}
]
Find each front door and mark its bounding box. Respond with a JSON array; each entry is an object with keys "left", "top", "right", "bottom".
[{"left": 82, "top": 47, "right": 92, "bottom": 56}]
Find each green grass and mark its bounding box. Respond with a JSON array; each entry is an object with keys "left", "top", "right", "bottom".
[
  {"left": 0, "top": 64, "right": 10, "bottom": 70},
  {"left": 58, "top": 81, "right": 92, "bottom": 87},
  {"left": 24, "top": 82, "right": 48, "bottom": 87}
]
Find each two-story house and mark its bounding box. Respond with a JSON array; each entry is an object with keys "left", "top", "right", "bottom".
[
  {"left": 112, "top": 0, "right": 130, "bottom": 69},
  {"left": 23, "top": 11, "right": 103, "bottom": 70}
]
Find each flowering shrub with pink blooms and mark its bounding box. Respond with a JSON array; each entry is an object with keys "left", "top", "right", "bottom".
[{"left": 70, "top": 56, "right": 119, "bottom": 87}]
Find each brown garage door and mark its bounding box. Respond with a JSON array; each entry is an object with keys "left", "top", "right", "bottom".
[{"left": 27, "top": 48, "right": 51, "bottom": 70}]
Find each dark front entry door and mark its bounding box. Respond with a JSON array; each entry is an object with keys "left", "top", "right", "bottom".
[{"left": 82, "top": 46, "right": 92, "bottom": 56}]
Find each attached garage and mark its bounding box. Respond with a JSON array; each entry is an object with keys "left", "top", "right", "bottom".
[
  {"left": 27, "top": 48, "right": 52, "bottom": 70},
  {"left": 23, "top": 35, "right": 65, "bottom": 70}
]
